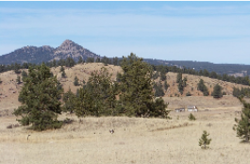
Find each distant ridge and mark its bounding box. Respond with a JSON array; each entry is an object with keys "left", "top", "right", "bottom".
[
  {"left": 0, "top": 40, "right": 99, "bottom": 65},
  {"left": 1, "top": 40, "right": 250, "bottom": 76}
]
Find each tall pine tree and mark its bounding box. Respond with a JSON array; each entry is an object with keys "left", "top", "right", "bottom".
[
  {"left": 233, "top": 98, "right": 250, "bottom": 142},
  {"left": 118, "top": 53, "right": 169, "bottom": 118},
  {"left": 13, "top": 63, "right": 63, "bottom": 131}
]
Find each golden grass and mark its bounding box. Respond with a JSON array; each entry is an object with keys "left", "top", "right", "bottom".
[{"left": 0, "top": 108, "right": 250, "bottom": 164}]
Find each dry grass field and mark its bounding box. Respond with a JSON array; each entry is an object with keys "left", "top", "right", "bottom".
[
  {"left": 1, "top": 107, "right": 250, "bottom": 164},
  {"left": 1, "top": 63, "right": 250, "bottom": 164}
]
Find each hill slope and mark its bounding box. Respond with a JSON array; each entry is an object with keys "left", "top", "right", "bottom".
[{"left": 0, "top": 63, "right": 249, "bottom": 112}]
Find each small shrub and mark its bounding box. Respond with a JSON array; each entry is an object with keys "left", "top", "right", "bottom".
[
  {"left": 199, "top": 130, "right": 212, "bottom": 149},
  {"left": 186, "top": 92, "right": 192, "bottom": 96},
  {"left": 61, "top": 70, "right": 66, "bottom": 78},
  {"left": 189, "top": 113, "right": 196, "bottom": 121},
  {"left": 64, "top": 118, "right": 74, "bottom": 124},
  {"left": 6, "top": 124, "right": 20, "bottom": 129}
]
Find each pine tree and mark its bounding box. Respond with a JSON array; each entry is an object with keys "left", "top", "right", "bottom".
[
  {"left": 118, "top": 53, "right": 169, "bottom": 118},
  {"left": 78, "top": 56, "right": 83, "bottom": 64},
  {"left": 189, "top": 113, "right": 196, "bottom": 121},
  {"left": 197, "top": 79, "right": 209, "bottom": 96},
  {"left": 63, "top": 88, "right": 76, "bottom": 114},
  {"left": 21, "top": 70, "right": 28, "bottom": 81},
  {"left": 61, "top": 70, "right": 66, "bottom": 78},
  {"left": 74, "top": 67, "right": 118, "bottom": 117},
  {"left": 16, "top": 75, "right": 21, "bottom": 84},
  {"left": 212, "top": 84, "right": 223, "bottom": 98},
  {"left": 74, "top": 76, "right": 79, "bottom": 86},
  {"left": 199, "top": 131, "right": 212, "bottom": 149},
  {"left": 178, "top": 80, "right": 184, "bottom": 95},
  {"left": 183, "top": 77, "right": 187, "bottom": 87},
  {"left": 86, "top": 67, "right": 118, "bottom": 116},
  {"left": 176, "top": 72, "right": 182, "bottom": 83},
  {"left": 74, "top": 88, "right": 92, "bottom": 118},
  {"left": 164, "top": 80, "right": 169, "bottom": 91},
  {"left": 13, "top": 63, "right": 63, "bottom": 131},
  {"left": 52, "top": 59, "right": 57, "bottom": 67},
  {"left": 60, "top": 66, "right": 64, "bottom": 72},
  {"left": 154, "top": 82, "right": 165, "bottom": 97},
  {"left": 233, "top": 98, "right": 250, "bottom": 142}
]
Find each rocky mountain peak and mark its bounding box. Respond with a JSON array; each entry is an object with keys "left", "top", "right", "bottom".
[
  {"left": 0, "top": 40, "right": 98, "bottom": 65},
  {"left": 57, "top": 39, "right": 82, "bottom": 52}
]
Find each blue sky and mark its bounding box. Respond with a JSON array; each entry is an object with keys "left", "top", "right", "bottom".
[{"left": 1, "top": 1, "right": 250, "bottom": 64}]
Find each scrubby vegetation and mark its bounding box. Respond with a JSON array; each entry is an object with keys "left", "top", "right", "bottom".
[{"left": 13, "top": 54, "right": 170, "bottom": 131}]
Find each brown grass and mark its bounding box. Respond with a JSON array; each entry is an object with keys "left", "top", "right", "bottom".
[
  {"left": 1, "top": 63, "right": 250, "bottom": 163},
  {"left": 0, "top": 108, "right": 250, "bottom": 164}
]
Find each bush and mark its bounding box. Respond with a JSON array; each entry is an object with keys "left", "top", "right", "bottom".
[
  {"left": 186, "top": 92, "right": 192, "bottom": 96},
  {"left": 188, "top": 113, "right": 196, "bottom": 121},
  {"left": 212, "top": 84, "right": 223, "bottom": 98}
]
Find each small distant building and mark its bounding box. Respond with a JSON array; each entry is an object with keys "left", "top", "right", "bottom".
[
  {"left": 187, "top": 106, "right": 198, "bottom": 112},
  {"left": 175, "top": 108, "right": 185, "bottom": 112}
]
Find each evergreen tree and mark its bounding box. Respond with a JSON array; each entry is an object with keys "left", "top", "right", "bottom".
[
  {"left": 74, "top": 87, "right": 92, "bottom": 118},
  {"left": 61, "top": 70, "right": 66, "bottom": 78},
  {"left": 183, "top": 77, "right": 187, "bottom": 87},
  {"left": 197, "top": 79, "right": 209, "bottom": 96},
  {"left": 86, "top": 57, "right": 94, "bottom": 63},
  {"left": 154, "top": 82, "right": 165, "bottom": 97},
  {"left": 21, "top": 70, "right": 28, "bottom": 81},
  {"left": 152, "top": 71, "right": 159, "bottom": 80},
  {"left": 164, "top": 80, "right": 169, "bottom": 91},
  {"left": 96, "top": 57, "right": 101, "bottom": 63},
  {"left": 13, "top": 63, "right": 63, "bottom": 131},
  {"left": 178, "top": 80, "right": 184, "bottom": 95},
  {"left": 101, "top": 56, "right": 110, "bottom": 66},
  {"left": 189, "top": 113, "right": 196, "bottom": 121},
  {"left": 14, "top": 63, "right": 21, "bottom": 74},
  {"left": 66, "top": 57, "right": 76, "bottom": 68},
  {"left": 118, "top": 53, "right": 169, "bottom": 118},
  {"left": 150, "top": 98, "right": 170, "bottom": 118},
  {"left": 233, "top": 98, "right": 250, "bottom": 142},
  {"left": 85, "top": 67, "right": 118, "bottom": 116},
  {"left": 63, "top": 88, "right": 76, "bottom": 114},
  {"left": 212, "top": 84, "right": 223, "bottom": 98},
  {"left": 60, "top": 66, "right": 64, "bottom": 72},
  {"left": 113, "top": 57, "right": 119, "bottom": 66},
  {"left": 74, "top": 76, "right": 80, "bottom": 86},
  {"left": 199, "top": 131, "right": 212, "bottom": 149},
  {"left": 78, "top": 56, "right": 83, "bottom": 64},
  {"left": 52, "top": 59, "right": 57, "bottom": 67},
  {"left": 16, "top": 75, "right": 21, "bottom": 84},
  {"left": 176, "top": 72, "right": 182, "bottom": 83}
]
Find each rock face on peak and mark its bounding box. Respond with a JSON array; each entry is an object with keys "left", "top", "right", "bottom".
[
  {"left": 0, "top": 40, "right": 99, "bottom": 65},
  {"left": 53, "top": 40, "right": 97, "bottom": 61}
]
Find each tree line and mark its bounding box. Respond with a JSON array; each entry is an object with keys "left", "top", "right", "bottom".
[
  {"left": 14, "top": 53, "right": 170, "bottom": 131},
  {"left": 1, "top": 56, "right": 250, "bottom": 86}
]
